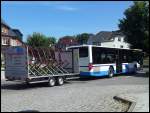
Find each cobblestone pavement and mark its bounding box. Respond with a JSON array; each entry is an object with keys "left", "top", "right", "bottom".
[
  {"left": 117, "top": 92, "right": 149, "bottom": 112},
  {"left": 1, "top": 73, "right": 149, "bottom": 112}
]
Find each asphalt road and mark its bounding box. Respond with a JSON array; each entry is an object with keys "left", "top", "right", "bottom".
[{"left": 1, "top": 72, "right": 149, "bottom": 112}]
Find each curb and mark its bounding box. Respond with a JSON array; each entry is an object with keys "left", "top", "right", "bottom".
[{"left": 113, "top": 96, "right": 136, "bottom": 112}]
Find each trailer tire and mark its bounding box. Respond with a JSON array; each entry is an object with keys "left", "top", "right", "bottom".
[
  {"left": 26, "top": 79, "right": 31, "bottom": 86},
  {"left": 26, "top": 81, "right": 30, "bottom": 86},
  {"left": 47, "top": 77, "right": 56, "bottom": 87},
  {"left": 56, "top": 77, "right": 64, "bottom": 86}
]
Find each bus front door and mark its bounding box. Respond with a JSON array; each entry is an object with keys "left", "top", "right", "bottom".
[{"left": 116, "top": 50, "right": 122, "bottom": 73}]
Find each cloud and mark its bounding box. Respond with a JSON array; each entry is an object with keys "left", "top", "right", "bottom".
[
  {"left": 1, "top": 1, "right": 78, "bottom": 12},
  {"left": 55, "top": 6, "right": 78, "bottom": 11},
  {"left": 1, "top": 1, "right": 78, "bottom": 6}
]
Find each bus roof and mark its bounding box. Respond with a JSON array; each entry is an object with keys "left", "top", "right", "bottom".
[{"left": 66, "top": 44, "right": 142, "bottom": 51}]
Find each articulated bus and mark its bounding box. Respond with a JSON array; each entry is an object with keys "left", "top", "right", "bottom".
[{"left": 67, "top": 45, "right": 143, "bottom": 78}]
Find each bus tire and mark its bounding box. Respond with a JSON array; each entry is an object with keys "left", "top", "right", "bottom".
[
  {"left": 108, "top": 67, "right": 114, "bottom": 78},
  {"left": 56, "top": 77, "right": 64, "bottom": 86},
  {"left": 133, "top": 65, "right": 137, "bottom": 74},
  {"left": 48, "top": 77, "right": 56, "bottom": 87}
]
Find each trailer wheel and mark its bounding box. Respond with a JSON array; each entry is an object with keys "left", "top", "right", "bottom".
[
  {"left": 48, "top": 77, "right": 56, "bottom": 87},
  {"left": 56, "top": 77, "right": 64, "bottom": 86},
  {"left": 25, "top": 79, "right": 31, "bottom": 86},
  {"left": 26, "top": 81, "right": 30, "bottom": 86}
]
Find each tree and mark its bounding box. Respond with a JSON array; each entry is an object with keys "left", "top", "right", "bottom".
[
  {"left": 27, "top": 32, "right": 57, "bottom": 47},
  {"left": 47, "top": 37, "right": 57, "bottom": 47},
  {"left": 47, "top": 37, "right": 56, "bottom": 44},
  {"left": 118, "top": 1, "right": 149, "bottom": 53},
  {"left": 75, "top": 33, "right": 91, "bottom": 44}
]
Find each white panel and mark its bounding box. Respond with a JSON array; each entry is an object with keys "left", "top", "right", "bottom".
[
  {"left": 79, "top": 57, "right": 89, "bottom": 66},
  {"left": 5, "top": 47, "right": 28, "bottom": 80},
  {"left": 73, "top": 49, "right": 80, "bottom": 73},
  {"left": 92, "top": 64, "right": 116, "bottom": 72}
]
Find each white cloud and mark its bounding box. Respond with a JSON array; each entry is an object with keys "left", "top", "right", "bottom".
[
  {"left": 55, "top": 5, "right": 78, "bottom": 11},
  {"left": 1, "top": 1, "right": 78, "bottom": 6},
  {"left": 1, "top": 1, "right": 78, "bottom": 12}
]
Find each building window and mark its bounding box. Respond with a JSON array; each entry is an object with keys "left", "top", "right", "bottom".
[
  {"left": 2, "top": 37, "right": 9, "bottom": 45},
  {"left": 120, "top": 45, "right": 123, "bottom": 48},
  {"left": 93, "top": 42, "right": 101, "bottom": 46},
  {"left": 2, "top": 28, "right": 5, "bottom": 33},
  {"left": 2, "top": 27, "right": 8, "bottom": 34}
]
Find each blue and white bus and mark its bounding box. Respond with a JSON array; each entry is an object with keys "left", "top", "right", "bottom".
[{"left": 67, "top": 45, "right": 143, "bottom": 78}]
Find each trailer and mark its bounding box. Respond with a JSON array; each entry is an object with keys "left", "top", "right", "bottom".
[{"left": 5, "top": 46, "right": 80, "bottom": 86}]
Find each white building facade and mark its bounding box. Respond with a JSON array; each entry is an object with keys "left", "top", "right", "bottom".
[
  {"left": 100, "top": 36, "right": 130, "bottom": 49},
  {"left": 87, "top": 31, "right": 130, "bottom": 49}
]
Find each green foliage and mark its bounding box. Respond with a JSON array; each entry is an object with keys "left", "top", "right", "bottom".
[
  {"left": 27, "top": 32, "right": 56, "bottom": 47},
  {"left": 118, "top": 1, "right": 149, "bottom": 53},
  {"left": 75, "top": 33, "right": 91, "bottom": 44},
  {"left": 47, "top": 37, "right": 56, "bottom": 44}
]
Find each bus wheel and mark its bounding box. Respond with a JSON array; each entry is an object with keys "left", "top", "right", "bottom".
[
  {"left": 133, "top": 65, "right": 137, "bottom": 74},
  {"left": 56, "top": 77, "right": 64, "bottom": 86},
  {"left": 108, "top": 67, "right": 114, "bottom": 78},
  {"left": 48, "top": 77, "right": 56, "bottom": 87}
]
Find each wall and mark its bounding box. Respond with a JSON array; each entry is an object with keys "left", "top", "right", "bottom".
[{"left": 87, "top": 35, "right": 130, "bottom": 49}]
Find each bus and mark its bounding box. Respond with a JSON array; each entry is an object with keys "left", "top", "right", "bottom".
[{"left": 67, "top": 45, "right": 143, "bottom": 78}]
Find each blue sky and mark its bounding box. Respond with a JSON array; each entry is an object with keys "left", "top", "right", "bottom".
[{"left": 1, "top": 1, "right": 133, "bottom": 42}]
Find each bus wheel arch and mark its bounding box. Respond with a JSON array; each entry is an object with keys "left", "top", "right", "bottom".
[
  {"left": 108, "top": 66, "right": 114, "bottom": 78},
  {"left": 133, "top": 64, "right": 137, "bottom": 73}
]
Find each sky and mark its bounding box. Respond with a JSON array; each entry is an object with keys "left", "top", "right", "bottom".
[{"left": 1, "top": 1, "right": 133, "bottom": 42}]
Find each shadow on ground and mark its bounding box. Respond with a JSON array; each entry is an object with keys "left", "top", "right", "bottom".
[
  {"left": 1, "top": 82, "right": 51, "bottom": 90},
  {"left": 1, "top": 71, "right": 148, "bottom": 90},
  {"left": 132, "top": 72, "right": 149, "bottom": 78},
  {"left": 18, "top": 110, "right": 40, "bottom": 112}
]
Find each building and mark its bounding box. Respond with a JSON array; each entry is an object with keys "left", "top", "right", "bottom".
[
  {"left": 87, "top": 30, "right": 130, "bottom": 49},
  {"left": 55, "top": 36, "right": 78, "bottom": 50},
  {"left": 1, "top": 19, "right": 24, "bottom": 66},
  {"left": 1, "top": 19, "right": 24, "bottom": 53}
]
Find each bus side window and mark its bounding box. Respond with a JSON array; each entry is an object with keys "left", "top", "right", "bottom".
[
  {"left": 101, "top": 53, "right": 106, "bottom": 64},
  {"left": 123, "top": 55, "right": 127, "bottom": 63},
  {"left": 107, "top": 54, "right": 115, "bottom": 63}
]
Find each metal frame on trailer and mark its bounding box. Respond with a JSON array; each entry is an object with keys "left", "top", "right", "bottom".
[{"left": 26, "top": 46, "right": 79, "bottom": 83}]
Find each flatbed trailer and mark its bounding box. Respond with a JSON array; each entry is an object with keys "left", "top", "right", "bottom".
[{"left": 5, "top": 46, "right": 79, "bottom": 86}]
